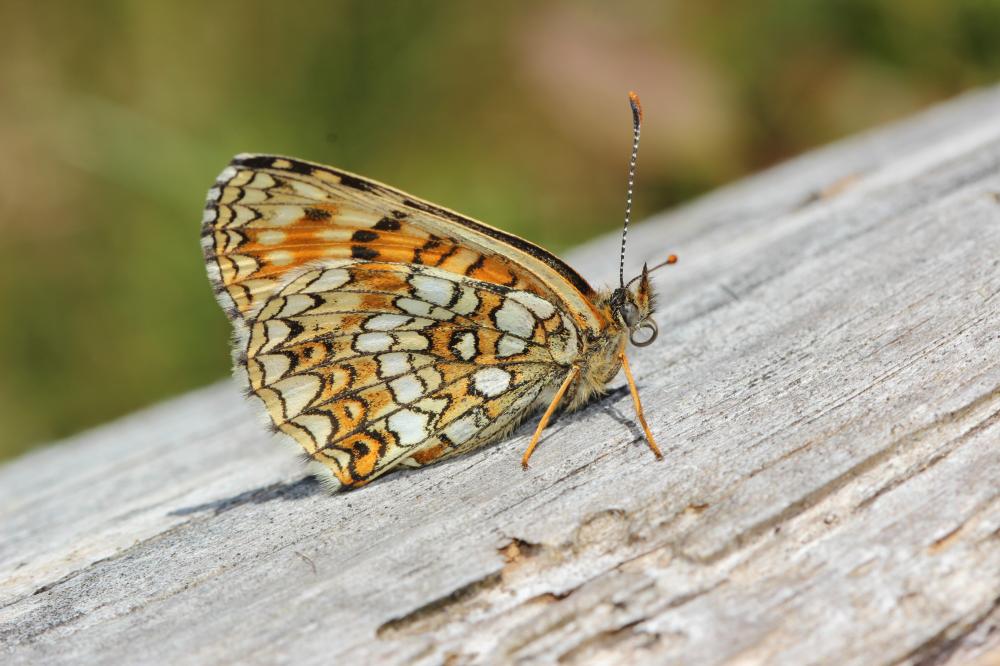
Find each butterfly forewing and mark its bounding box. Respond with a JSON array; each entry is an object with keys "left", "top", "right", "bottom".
[{"left": 203, "top": 154, "right": 603, "bottom": 331}]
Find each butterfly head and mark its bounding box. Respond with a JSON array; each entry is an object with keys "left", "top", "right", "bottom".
[{"left": 612, "top": 254, "right": 676, "bottom": 347}]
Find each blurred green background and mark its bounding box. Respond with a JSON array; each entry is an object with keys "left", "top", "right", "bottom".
[{"left": 3, "top": 0, "right": 1000, "bottom": 460}]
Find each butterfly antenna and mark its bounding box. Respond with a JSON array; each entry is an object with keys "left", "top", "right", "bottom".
[
  {"left": 619, "top": 91, "right": 643, "bottom": 289},
  {"left": 625, "top": 253, "right": 678, "bottom": 289}
]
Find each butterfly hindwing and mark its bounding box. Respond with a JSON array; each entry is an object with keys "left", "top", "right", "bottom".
[{"left": 241, "top": 261, "right": 581, "bottom": 488}]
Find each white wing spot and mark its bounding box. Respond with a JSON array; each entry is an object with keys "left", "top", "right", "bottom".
[
  {"left": 202, "top": 208, "right": 217, "bottom": 224},
  {"left": 388, "top": 409, "right": 430, "bottom": 446},
  {"left": 256, "top": 230, "right": 287, "bottom": 246},
  {"left": 453, "top": 332, "right": 476, "bottom": 361},
  {"left": 444, "top": 414, "right": 479, "bottom": 445},
  {"left": 494, "top": 299, "right": 534, "bottom": 339},
  {"left": 265, "top": 250, "right": 294, "bottom": 267},
  {"left": 397, "top": 297, "right": 432, "bottom": 317},
  {"left": 473, "top": 367, "right": 512, "bottom": 397},
  {"left": 317, "top": 228, "right": 353, "bottom": 242},
  {"left": 509, "top": 291, "right": 555, "bottom": 319},
  {"left": 443, "top": 409, "right": 487, "bottom": 445},
  {"left": 355, "top": 332, "right": 394, "bottom": 353},
  {"left": 269, "top": 206, "right": 303, "bottom": 227},
  {"left": 377, "top": 352, "right": 411, "bottom": 377},
  {"left": 366, "top": 313, "right": 411, "bottom": 331},
  {"left": 389, "top": 374, "right": 424, "bottom": 403},
  {"left": 452, "top": 288, "right": 479, "bottom": 315},
  {"left": 497, "top": 334, "right": 527, "bottom": 358},
  {"left": 411, "top": 274, "right": 455, "bottom": 306}
]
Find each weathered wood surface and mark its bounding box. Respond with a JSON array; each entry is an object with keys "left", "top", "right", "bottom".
[{"left": 3, "top": 87, "right": 1000, "bottom": 666}]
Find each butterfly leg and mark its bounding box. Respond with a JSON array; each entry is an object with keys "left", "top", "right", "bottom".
[
  {"left": 619, "top": 350, "right": 663, "bottom": 459},
  {"left": 521, "top": 366, "right": 581, "bottom": 469}
]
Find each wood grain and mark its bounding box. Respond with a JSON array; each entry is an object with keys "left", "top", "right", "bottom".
[{"left": 2, "top": 87, "right": 1000, "bottom": 665}]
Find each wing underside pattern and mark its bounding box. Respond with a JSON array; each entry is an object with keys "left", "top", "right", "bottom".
[
  {"left": 199, "top": 154, "right": 620, "bottom": 489},
  {"left": 240, "top": 261, "right": 580, "bottom": 488},
  {"left": 202, "top": 154, "right": 601, "bottom": 330}
]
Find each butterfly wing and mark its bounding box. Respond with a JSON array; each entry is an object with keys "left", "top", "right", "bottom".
[
  {"left": 202, "top": 154, "right": 611, "bottom": 488},
  {"left": 202, "top": 154, "right": 605, "bottom": 333},
  {"left": 240, "top": 261, "right": 581, "bottom": 488}
]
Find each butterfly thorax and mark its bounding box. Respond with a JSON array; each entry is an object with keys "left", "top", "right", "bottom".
[
  {"left": 566, "top": 273, "right": 656, "bottom": 410},
  {"left": 569, "top": 319, "right": 626, "bottom": 409}
]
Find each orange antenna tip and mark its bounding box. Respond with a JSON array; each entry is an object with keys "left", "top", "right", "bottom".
[
  {"left": 628, "top": 91, "right": 643, "bottom": 126},
  {"left": 625, "top": 252, "right": 678, "bottom": 287}
]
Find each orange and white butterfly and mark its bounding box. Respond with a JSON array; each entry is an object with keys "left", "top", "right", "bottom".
[{"left": 202, "top": 92, "right": 676, "bottom": 490}]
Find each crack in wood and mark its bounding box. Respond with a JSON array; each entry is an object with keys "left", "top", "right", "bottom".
[
  {"left": 681, "top": 383, "right": 1000, "bottom": 565},
  {"left": 856, "top": 394, "right": 1000, "bottom": 511},
  {"left": 900, "top": 594, "right": 1000, "bottom": 666},
  {"left": 555, "top": 617, "right": 659, "bottom": 664},
  {"left": 376, "top": 572, "right": 505, "bottom": 640}
]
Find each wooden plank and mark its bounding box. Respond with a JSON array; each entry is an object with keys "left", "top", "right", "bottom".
[{"left": 2, "top": 86, "right": 1000, "bottom": 665}]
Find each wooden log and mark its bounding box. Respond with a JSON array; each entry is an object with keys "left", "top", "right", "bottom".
[{"left": 2, "top": 86, "right": 1000, "bottom": 665}]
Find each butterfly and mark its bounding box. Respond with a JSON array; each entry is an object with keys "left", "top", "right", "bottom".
[{"left": 202, "top": 91, "right": 676, "bottom": 490}]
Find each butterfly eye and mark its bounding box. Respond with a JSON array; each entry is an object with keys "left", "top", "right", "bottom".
[
  {"left": 620, "top": 301, "right": 640, "bottom": 327},
  {"left": 629, "top": 319, "right": 658, "bottom": 347}
]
